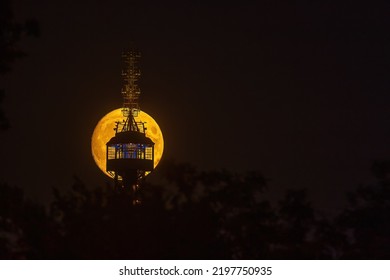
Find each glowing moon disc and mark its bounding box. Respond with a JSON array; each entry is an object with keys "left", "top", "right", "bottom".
[{"left": 91, "top": 109, "right": 164, "bottom": 177}]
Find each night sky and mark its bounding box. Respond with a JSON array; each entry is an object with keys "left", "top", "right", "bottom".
[{"left": 1, "top": 0, "right": 389, "bottom": 214}]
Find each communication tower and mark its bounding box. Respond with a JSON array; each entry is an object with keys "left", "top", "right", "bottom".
[{"left": 106, "top": 50, "right": 154, "bottom": 200}]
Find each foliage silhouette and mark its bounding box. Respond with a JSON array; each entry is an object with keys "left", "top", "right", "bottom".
[
  {"left": 0, "top": 0, "right": 40, "bottom": 131},
  {"left": 1, "top": 159, "right": 390, "bottom": 259},
  {"left": 0, "top": 183, "right": 57, "bottom": 258},
  {"left": 339, "top": 160, "right": 390, "bottom": 259}
]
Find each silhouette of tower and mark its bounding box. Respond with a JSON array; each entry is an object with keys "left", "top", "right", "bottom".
[{"left": 106, "top": 50, "right": 154, "bottom": 200}]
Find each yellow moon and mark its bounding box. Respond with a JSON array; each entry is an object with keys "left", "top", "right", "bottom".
[{"left": 91, "top": 109, "right": 164, "bottom": 177}]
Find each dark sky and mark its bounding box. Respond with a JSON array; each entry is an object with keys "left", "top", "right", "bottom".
[{"left": 1, "top": 0, "right": 389, "bottom": 213}]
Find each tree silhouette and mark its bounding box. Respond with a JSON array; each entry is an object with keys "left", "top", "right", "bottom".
[
  {"left": 1, "top": 159, "right": 390, "bottom": 259},
  {"left": 44, "top": 160, "right": 331, "bottom": 259},
  {"left": 0, "top": 183, "right": 58, "bottom": 259},
  {"left": 0, "top": 0, "right": 39, "bottom": 131},
  {"left": 339, "top": 160, "right": 390, "bottom": 259}
]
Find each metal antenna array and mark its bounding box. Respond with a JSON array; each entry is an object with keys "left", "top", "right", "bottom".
[
  {"left": 121, "top": 50, "right": 140, "bottom": 117},
  {"left": 119, "top": 50, "right": 145, "bottom": 133}
]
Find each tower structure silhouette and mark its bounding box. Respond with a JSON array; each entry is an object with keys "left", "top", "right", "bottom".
[{"left": 106, "top": 50, "right": 154, "bottom": 201}]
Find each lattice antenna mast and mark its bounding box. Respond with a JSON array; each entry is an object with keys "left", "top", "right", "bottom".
[{"left": 119, "top": 50, "right": 144, "bottom": 133}]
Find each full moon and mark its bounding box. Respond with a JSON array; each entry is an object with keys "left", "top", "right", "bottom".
[{"left": 91, "top": 109, "right": 164, "bottom": 177}]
